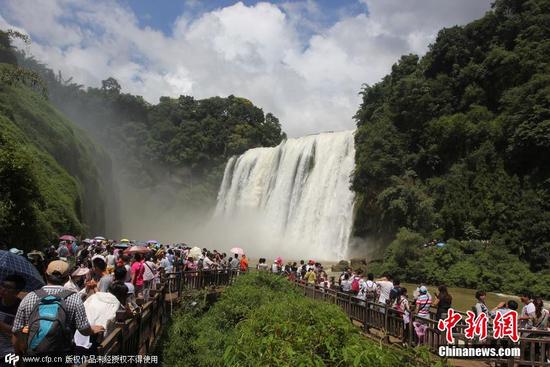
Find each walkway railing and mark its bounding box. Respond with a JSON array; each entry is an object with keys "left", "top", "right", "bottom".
[
  {"left": 293, "top": 281, "right": 550, "bottom": 367},
  {"left": 96, "top": 269, "right": 239, "bottom": 359}
]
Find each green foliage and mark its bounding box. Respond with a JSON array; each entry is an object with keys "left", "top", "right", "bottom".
[
  {"left": 164, "top": 272, "right": 442, "bottom": 367},
  {"left": 353, "top": 0, "right": 550, "bottom": 280},
  {"left": 0, "top": 66, "right": 112, "bottom": 249},
  {"left": 378, "top": 229, "right": 550, "bottom": 298}
]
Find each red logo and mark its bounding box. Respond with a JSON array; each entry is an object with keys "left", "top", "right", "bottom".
[
  {"left": 437, "top": 308, "right": 519, "bottom": 343},
  {"left": 437, "top": 309, "right": 462, "bottom": 343},
  {"left": 493, "top": 310, "right": 519, "bottom": 342}
]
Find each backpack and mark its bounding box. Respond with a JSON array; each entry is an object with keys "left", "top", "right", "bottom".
[
  {"left": 365, "top": 281, "right": 378, "bottom": 298},
  {"left": 351, "top": 277, "right": 360, "bottom": 294},
  {"left": 27, "top": 289, "right": 74, "bottom": 356}
]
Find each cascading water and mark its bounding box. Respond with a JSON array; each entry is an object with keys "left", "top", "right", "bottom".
[{"left": 214, "top": 130, "right": 355, "bottom": 260}]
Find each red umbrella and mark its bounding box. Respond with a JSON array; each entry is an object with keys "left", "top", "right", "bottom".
[
  {"left": 59, "top": 235, "right": 77, "bottom": 241},
  {"left": 124, "top": 246, "right": 151, "bottom": 255}
]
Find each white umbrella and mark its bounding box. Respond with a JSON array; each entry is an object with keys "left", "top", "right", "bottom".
[
  {"left": 94, "top": 236, "right": 106, "bottom": 241},
  {"left": 230, "top": 247, "right": 244, "bottom": 255},
  {"left": 188, "top": 246, "right": 202, "bottom": 258}
]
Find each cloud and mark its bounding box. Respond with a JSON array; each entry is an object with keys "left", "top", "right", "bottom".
[{"left": 0, "top": 0, "right": 491, "bottom": 137}]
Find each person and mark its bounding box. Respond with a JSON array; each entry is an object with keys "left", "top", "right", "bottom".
[
  {"left": 229, "top": 254, "right": 240, "bottom": 270},
  {"left": 239, "top": 254, "right": 248, "bottom": 272},
  {"left": 131, "top": 253, "right": 145, "bottom": 296},
  {"left": 396, "top": 287, "right": 411, "bottom": 344},
  {"left": 413, "top": 286, "right": 431, "bottom": 345},
  {"left": 389, "top": 279, "right": 401, "bottom": 306},
  {"left": 518, "top": 292, "right": 536, "bottom": 329},
  {"left": 91, "top": 255, "right": 113, "bottom": 293},
  {"left": 298, "top": 260, "right": 307, "bottom": 280},
  {"left": 433, "top": 285, "right": 452, "bottom": 320},
  {"left": 105, "top": 247, "right": 116, "bottom": 274},
  {"left": 491, "top": 300, "right": 519, "bottom": 318},
  {"left": 415, "top": 286, "right": 432, "bottom": 319},
  {"left": 0, "top": 275, "right": 25, "bottom": 357},
  {"left": 305, "top": 267, "right": 317, "bottom": 285},
  {"left": 74, "top": 281, "right": 125, "bottom": 355},
  {"left": 355, "top": 271, "right": 368, "bottom": 306},
  {"left": 142, "top": 255, "right": 158, "bottom": 300},
  {"left": 12, "top": 260, "right": 104, "bottom": 356},
  {"left": 528, "top": 297, "right": 548, "bottom": 330},
  {"left": 376, "top": 273, "right": 393, "bottom": 306},
  {"left": 64, "top": 267, "right": 90, "bottom": 300},
  {"left": 158, "top": 251, "right": 173, "bottom": 273},
  {"left": 474, "top": 290, "right": 489, "bottom": 317},
  {"left": 365, "top": 273, "right": 378, "bottom": 301},
  {"left": 341, "top": 273, "right": 352, "bottom": 293},
  {"left": 57, "top": 242, "right": 70, "bottom": 259},
  {"left": 113, "top": 266, "right": 136, "bottom": 307},
  {"left": 271, "top": 260, "right": 279, "bottom": 274},
  {"left": 256, "top": 258, "right": 269, "bottom": 271},
  {"left": 120, "top": 255, "right": 132, "bottom": 282}
]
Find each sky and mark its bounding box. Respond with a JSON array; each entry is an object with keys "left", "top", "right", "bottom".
[{"left": 0, "top": 0, "right": 492, "bottom": 137}]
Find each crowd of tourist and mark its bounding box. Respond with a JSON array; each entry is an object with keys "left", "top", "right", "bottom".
[
  {"left": 0, "top": 239, "right": 252, "bottom": 358},
  {"left": 286, "top": 264, "right": 549, "bottom": 345},
  {"left": 0, "top": 239, "right": 548, "bottom": 359}
]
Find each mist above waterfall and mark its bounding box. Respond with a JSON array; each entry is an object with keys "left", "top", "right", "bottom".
[{"left": 213, "top": 130, "right": 356, "bottom": 260}]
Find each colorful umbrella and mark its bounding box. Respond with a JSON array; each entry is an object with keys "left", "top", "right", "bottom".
[
  {"left": 188, "top": 246, "right": 202, "bottom": 258},
  {"left": 230, "top": 247, "right": 244, "bottom": 255},
  {"left": 123, "top": 246, "right": 150, "bottom": 255},
  {"left": 120, "top": 238, "right": 130, "bottom": 243},
  {"left": 59, "top": 234, "right": 77, "bottom": 241},
  {"left": 147, "top": 240, "right": 158, "bottom": 245},
  {"left": 0, "top": 250, "right": 45, "bottom": 291},
  {"left": 114, "top": 243, "right": 129, "bottom": 249}
]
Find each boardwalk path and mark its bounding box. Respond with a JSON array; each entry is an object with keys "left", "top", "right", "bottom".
[{"left": 96, "top": 270, "right": 549, "bottom": 366}]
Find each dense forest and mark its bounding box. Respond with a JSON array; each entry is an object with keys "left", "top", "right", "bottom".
[
  {"left": 0, "top": 29, "right": 285, "bottom": 249},
  {"left": 353, "top": 0, "right": 550, "bottom": 296}
]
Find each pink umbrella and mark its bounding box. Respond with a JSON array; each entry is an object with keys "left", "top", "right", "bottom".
[
  {"left": 230, "top": 247, "right": 244, "bottom": 255},
  {"left": 59, "top": 234, "right": 77, "bottom": 241},
  {"left": 275, "top": 256, "right": 283, "bottom": 264},
  {"left": 124, "top": 246, "right": 151, "bottom": 255}
]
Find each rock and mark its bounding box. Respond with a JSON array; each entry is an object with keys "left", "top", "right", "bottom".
[{"left": 331, "top": 260, "right": 349, "bottom": 272}]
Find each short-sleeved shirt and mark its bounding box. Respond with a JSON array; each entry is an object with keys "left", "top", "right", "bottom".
[
  {"left": 377, "top": 280, "right": 393, "bottom": 304},
  {"left": 416, "top": 294, "right": 432, "bottom": 319},
  {"left": 131, "top": 261, "right": 144, "bottom": 286},
  {"left": 12, "top": 286, "right": 89, "bottom": 334},
  {"left": 159, "top": 258, "right": 173, "bottom": 272}
]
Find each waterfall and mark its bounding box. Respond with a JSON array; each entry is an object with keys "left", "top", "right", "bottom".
[{"left": 214, "top": 130, "right": 356, "bottom": 260}]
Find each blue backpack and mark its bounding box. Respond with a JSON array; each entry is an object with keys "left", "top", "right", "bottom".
[{"left": 27, "top": 289, "right": 74, "bottom": 355}]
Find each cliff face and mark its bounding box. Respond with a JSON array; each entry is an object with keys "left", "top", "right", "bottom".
[{"left": 0, "top": 74, "right": 119, "bottom": 250}]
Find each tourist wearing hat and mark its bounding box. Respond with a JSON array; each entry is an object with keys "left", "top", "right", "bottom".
[{"left": 12, "top": 260, "right": 105, "bottom": 356}]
